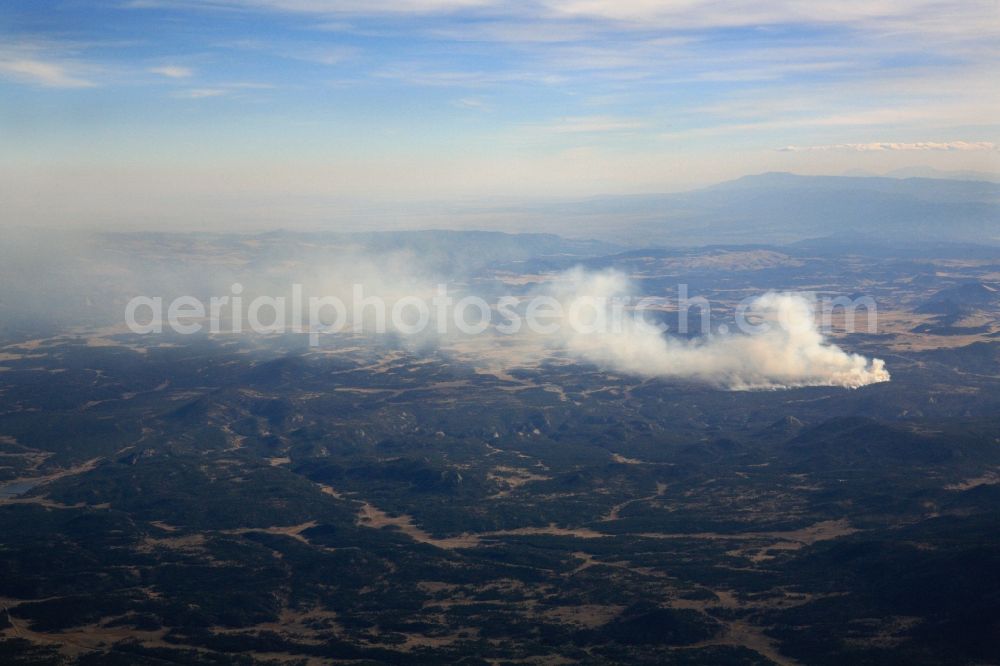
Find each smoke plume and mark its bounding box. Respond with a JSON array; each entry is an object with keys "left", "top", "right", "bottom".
[{"left": 546, "top": 268, "right": 889, "bottom": 390}]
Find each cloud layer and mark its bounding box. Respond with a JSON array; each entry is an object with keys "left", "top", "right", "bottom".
[{"left": 781, "top": 141, "right": 997, "bottom": 152}]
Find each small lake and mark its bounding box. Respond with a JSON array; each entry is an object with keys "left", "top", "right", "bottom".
[{"left": 0, "top": 479, "right": 44, "bottom": 498}]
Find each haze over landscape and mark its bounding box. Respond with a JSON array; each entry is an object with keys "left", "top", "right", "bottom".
[{"left": 1, "top": 2, "right": 999, "bottom": 665}]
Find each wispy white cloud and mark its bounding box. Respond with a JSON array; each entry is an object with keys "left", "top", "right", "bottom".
[
  {"left": 293, "top": 46, "right": 356, "bottom": 65},
  {"left": 0, "top": 58, "right": 96, "bottom": 88},
  {"left": 658, "top": 107, "right": 969, "bottom": 141},
  {"left": 544, "top": 115, "right": 645, "bottom": 133},
  {"left": 780, "top": 141, "right": 998, "bottom": 152},
  {"left": 694, "top": 60, "right": 856, "bottom": 83},
  {"left": 149, "top": 65, "right": 193, "bottom": 78},
  {"left": 224, "top": 81, "right": 276, "bottom": 89},
  {"left": 428, "top": 20, "right": 598, "bottom": 43},
  {"left": 375, "top": 65, "right": 566, "bottom": 87},
  {"left": 539, "top": 0, "right": 1000, "bottom": 35},
  {"left": 127, "top": 0, "right": 1000, "bottom": 33},
  {"left": 170, "top": 81, "right": 275, "bottom": 98},
  {"left": 454, "top": 96, "right": 489, "bottom": 109},
  {"left": 172, "top": 87, "right": 227, "bottom": 98},
  {"left": 214, "top": 39, "right": 357, "bottom": 66},
  {"left": 125, "top": 0, "right": 494, "bottom": 14}
]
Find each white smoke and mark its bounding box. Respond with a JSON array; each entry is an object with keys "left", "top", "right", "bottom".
[
  {"left": 544, "top": 268, "right": 889, "bottom": 390},
  {"left": 8, "top": 226, "right": 889, "bottom": 391}
]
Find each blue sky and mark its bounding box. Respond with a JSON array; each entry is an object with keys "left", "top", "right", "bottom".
[{"left": 1, "top": 0, "right": 998, "bottom": 229}]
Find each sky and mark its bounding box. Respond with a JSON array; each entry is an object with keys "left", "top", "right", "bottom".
[{"left": 1, "top": 0, "right": 999, "bottom": 229}]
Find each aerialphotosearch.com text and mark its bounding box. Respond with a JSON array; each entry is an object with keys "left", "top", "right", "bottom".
[{"left": 125, "top": 282, "right": 878, "bottom": 346}]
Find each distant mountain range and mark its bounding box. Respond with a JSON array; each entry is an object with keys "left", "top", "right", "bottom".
[{"left": 498, "top": 172, "right": 1000, "bottom": 247}]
